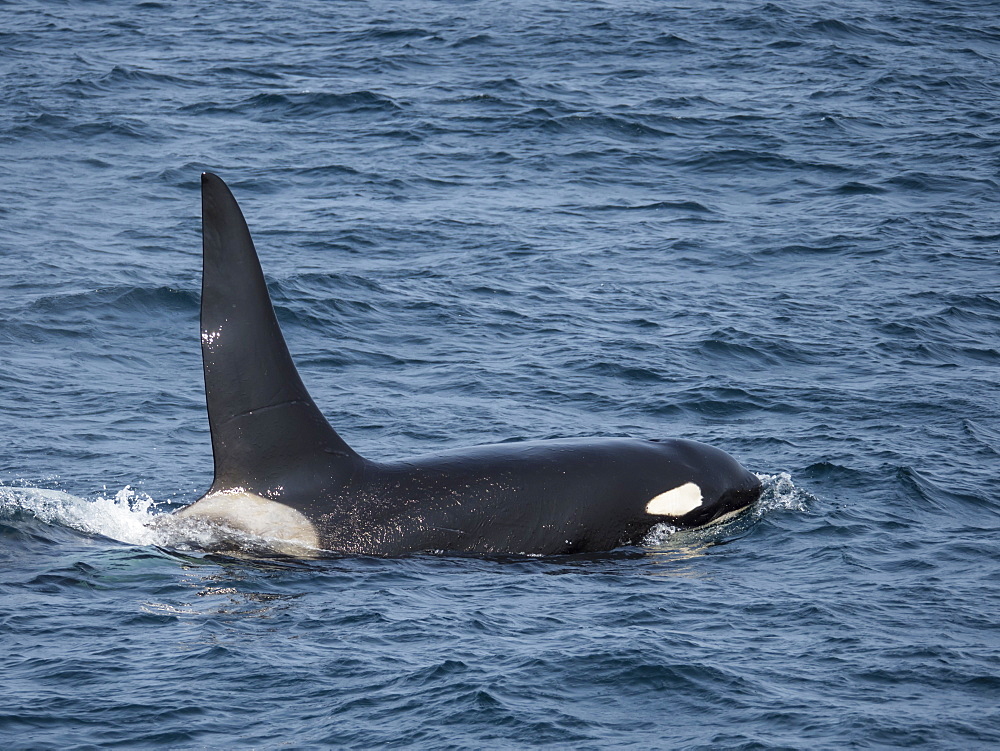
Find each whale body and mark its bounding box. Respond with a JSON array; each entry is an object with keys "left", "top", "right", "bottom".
[{"left": 165, "top": 173, "right": 762, "bottom": 556}]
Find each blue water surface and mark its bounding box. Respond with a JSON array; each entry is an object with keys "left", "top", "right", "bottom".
[{"left": 2, "top": 0, "right": 999, "bottom": 748}]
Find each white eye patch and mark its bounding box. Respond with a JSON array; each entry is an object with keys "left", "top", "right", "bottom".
[{"left": 645, "top": 482, "right": 703, "bottom": 517}]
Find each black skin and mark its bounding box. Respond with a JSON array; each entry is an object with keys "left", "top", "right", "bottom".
[
  {"left": 295, "top": 438, "right": 760, "bottom": 555},
  {"left": 188, "top": 173, "right": 762, "bottom": 556}
]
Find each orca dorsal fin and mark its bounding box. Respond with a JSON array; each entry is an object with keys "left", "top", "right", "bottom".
[{"left": 200, "top": 172, "right": 358, "bottom": 493}]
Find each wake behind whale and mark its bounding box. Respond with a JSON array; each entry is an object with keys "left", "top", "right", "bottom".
[{"left": 155, "top": 173, "right": 762, "bottom": 557}]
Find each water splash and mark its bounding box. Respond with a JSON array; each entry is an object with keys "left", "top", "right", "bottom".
[
  {"left": 754, "top": 471, "right": 812, "bottom": 516},
  {"left": 0, "top": 485, "right": 165, "bottom": 545}
]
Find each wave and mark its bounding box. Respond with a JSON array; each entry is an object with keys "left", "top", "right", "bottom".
[
  {"left": 61, "top": 64, "right": 189, "bottom": 95},
  {"left": 9, "top": 113, "right": 161, "bottom": 141},
  {"left": 181, "top": 90, "right": 401, "bottom": 120},
  {"left": 24, "top": 285, "right": 198, "bottom": 318}
]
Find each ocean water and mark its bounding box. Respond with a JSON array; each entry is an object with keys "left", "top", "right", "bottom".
[{"left": 2, "top": 0, "right": 999, "bottom": 747}]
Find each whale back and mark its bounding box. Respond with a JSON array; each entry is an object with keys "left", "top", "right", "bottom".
[{"left": 199, "top": 172, "right": 358, "bottom": 495}]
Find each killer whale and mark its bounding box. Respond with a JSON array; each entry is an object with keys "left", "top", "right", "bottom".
[{"left": 165, "top": 173, "right": 762, "bottom": 556}]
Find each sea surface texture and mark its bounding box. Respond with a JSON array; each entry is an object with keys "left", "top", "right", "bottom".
[{"left": 2, "top": 0, "right": 999, "bottom": 747}]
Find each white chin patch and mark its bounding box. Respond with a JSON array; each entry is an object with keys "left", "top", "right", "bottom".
[
  {"left": 645, "top": 482, "right": 703, "bottom": 517},
  {"left": 173, "top": 489, "right": 320, "bottom": 556}
]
